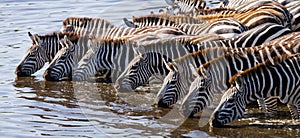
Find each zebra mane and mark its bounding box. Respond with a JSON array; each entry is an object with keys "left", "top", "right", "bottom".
[
  {"left": 62, "top": 17, "right": 115, "bottom": 28},
  {"left": 172, "top": 39, "right": 226, "bottom": 62},
  {"left": 132, "top": 13, "right": 194, "bottom": 22},
  {"left": 193, "top": 7, "right": 238, "bottom": 15},
  {"left": 175, "top": 6, "right": 244, "bottom": 17},
  {"left": 228, "top": 53, "right": 300, "bottom": 85},
  {"left": 91, "top": 36, "right": 131, "bottom": 45},
  {"left": 36, "top": 31, "right": 80, "bottom": 42},
  {"left": 62, "top": 17, "right": 92, "bottom": 27},
  {"left": 132, "top": 8, "right": 263, "bottom": 26},
  {"left": 132, "top": 16, "right": 177, "bottom": 26},
  {"left": 197, "top": 36, "right": 300, "bottom": 75}
]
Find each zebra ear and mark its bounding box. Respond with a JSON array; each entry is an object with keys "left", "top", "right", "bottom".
[
  {"left": 33, "top": 34, "right": 42, "bottom": 45},
  {"left": 132, "top": 45, "right": 142, "bottom": 56},
  {"left": 235, "top": 75, "right": 244, "bottom": 87},
  {"left": 63, "top": 35, "right": 73, "bottom": 48},
  {"left": 172, "top": 62, "right": 183, "bottom": 73},
  {"left": 189, "top": 63, "right": 199, "bottom": 77},
  {"left": 135, "top": 45, "right": 145, "bottom": 55},
  {"left": 58, "top": 35, "right": 67, "bottom": 48},
  {"left": 28, "top": 32, "right": 35, "bottom": 44},
  {"left": 162, "top": 57, "right": 174, "bottom": 71},
  {"left": 198, "top": 65, "right": 208, "bottom": 78},
  {"left": 123, "top": 18, "right": 137, "bottom": 28}
]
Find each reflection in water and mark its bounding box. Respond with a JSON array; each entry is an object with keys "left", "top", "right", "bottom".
[{"left": 11, "top": 76, "right": 300, "bottom": 137}]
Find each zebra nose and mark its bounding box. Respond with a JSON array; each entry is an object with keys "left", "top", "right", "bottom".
[
  {"left": 210, "top": 111, "right": 223, "bottom": 127},
  {"left": 72, "top": 72, "right": 85, "bottom": 81},
  {"left": 43, "top": 70, "right": 59, "bottom": 81},
  {"left": 15, "top": 66, "right": 31, "bottom": 77},
  {"left": 157, "top": 98, "right": 171, "bottom": 108},
  {"left": 114, "top": 78, "right": 132, "bottom": 92}
]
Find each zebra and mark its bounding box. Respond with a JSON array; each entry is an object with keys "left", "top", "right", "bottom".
[
  {"left": 176, "top": 0, "right": 207, "bottom": 12},
  {"left": 210, "top": 53, "right": 300, "bottom": 127},
  {"left": 285, "top": 1, "right": 300, "bottom": 31},
  {"left": 219, "top": 0, "right": 256, "bottom": 8},
  {"left": 115, "top": 23, "right": 291, "bottom": 94},
  {"left": 125, "top": 0, "right": 292, "bottom": 30},
  {"left": 15, "top": 32, "right": 79, "bottom": 77},
  {"left": 180, "top": 32, "right": 300, "bottom": 117},
  {"left": 43, "top": 17, "right": 187, "bottom": 81},
  {"left": 61, "top": 17, "right": 116, "bottom": 38},
  {"left": 73, "top": 33, "right": 224, "bottom": 82},
  {"left": 125, "top": 17, "right": 248, "bottom": 39},
  {"left": 163, "top": 0, "right": 207, "bottom": 13},
  {"left": 43, "top": 35, "right": 91, "bottom": 81},
  {"left": 175, "top": 7, "right": 238, "bottom": 17},
  {"left": 115, "top": 34, "right": 226, "bottom": 91},
  {"left": 43, "top": 25, "right": 187, "bottom": 81}
]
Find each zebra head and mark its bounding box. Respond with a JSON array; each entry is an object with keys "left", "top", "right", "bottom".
[
  {"left": 180, "top": 66, "right": 212, "bottom": 117},
  {"left": 15, "top": 32, "right": 47, "bottom": 77},
  {"left": 43, "top": 36, "right": 76, "bottom": 81},
  {"left": 72, "top": 42, "right": 101, "bottom": 81},
  {"left": 115, "top": 53, "right": 150, "bottom": 92},
  {"left": 115, "top": 52, "right": 171, "bottom": 92},
  {"left": 155, "top": 60, "right": 187, "bottom": 108},
  {"left": 210, "top": 75, "right": 246, "bottom": 127}
]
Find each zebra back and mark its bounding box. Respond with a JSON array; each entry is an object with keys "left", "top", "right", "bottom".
[
  {"left": 285, "top": 1, "right": 300, "bottom": 31},
  {"left": 61, "top": 17, "right": 116, "bottom": 38},
  {"left": 129, "top": 5, "right": 292, "bottom": 30},
  {"left": 176, "top": 7, "right": 238, "bottom": 17}
]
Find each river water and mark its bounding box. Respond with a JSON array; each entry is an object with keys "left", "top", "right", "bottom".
[{"left": 1, "top": 0, "right": 300, "bottom": 137}]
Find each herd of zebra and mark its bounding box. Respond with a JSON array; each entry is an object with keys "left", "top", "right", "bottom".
[{"left": 15, "top": 0, "right": 300, "bottom": 127}]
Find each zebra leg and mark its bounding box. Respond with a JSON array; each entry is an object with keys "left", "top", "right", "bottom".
[
  {"left": 95, "top": 70, "right": 112, "bottom": 83},
  {"left": 287, "top": 104, "right": 299, "bottom": 120},
  {"left": 257, "top": 98, "right": 267, "bottom": 113},
  {"left": 257, "top": 97, "right": 278, "bottom": 114},
  {"left": 264, "top": 97, "right": 278, "bottom": 113}
]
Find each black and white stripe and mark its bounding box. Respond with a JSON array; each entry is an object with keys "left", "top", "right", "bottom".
[
  {"left": 157, "top": 23, "right": 291, "bottom": 107},
  {"left": 15, "top": 32, "right": 78, "bottom": 77},
  {"left": 285, "top": 1, "right": 300, "bottom": 31},
  {"left": 181, "top": 32, "right": 300, "bottom": 116},
  {"left": 115, "top": 23, "right": 290, "bottom": 96},
  {"left": 45, "top": 17, "right": 186, "bottom": 81},
  {"left": 127, "top": 0, "right": 292, "bottom": 30},
  {"left": 72, "top": 30, "right": 189, "bottom": 82},
  {"left": 211, "top": 53, "right": 300, "bottom": 127}
]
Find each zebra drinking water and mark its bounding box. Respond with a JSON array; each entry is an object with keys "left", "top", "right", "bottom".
[
  {"left": 15, "top": 32, "right": 79, "bottom": 77},
  {"left": 181, "top": 32, "right": 300, "bottom": 117},
  {"left": 115, "top": 23, "right": 290, "bottom": 96},
  {"left": 44, "top": 17, "right": 187, "bottom": 81},
  {"left": 210, "top": 53, "right": 300, "bottom": 127}
]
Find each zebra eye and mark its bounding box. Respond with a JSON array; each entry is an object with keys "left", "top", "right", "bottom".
[{"left": 227, "top": 96, "right": 236, "bottom": 103}]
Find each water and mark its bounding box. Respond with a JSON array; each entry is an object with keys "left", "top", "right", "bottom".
[{"left": 1, "top": 0, "right": 300, "bottom": 137}]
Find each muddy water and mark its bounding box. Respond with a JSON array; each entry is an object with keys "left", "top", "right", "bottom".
[{"left": 1, "top": 0, "right": 300, "bottom": 137}]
